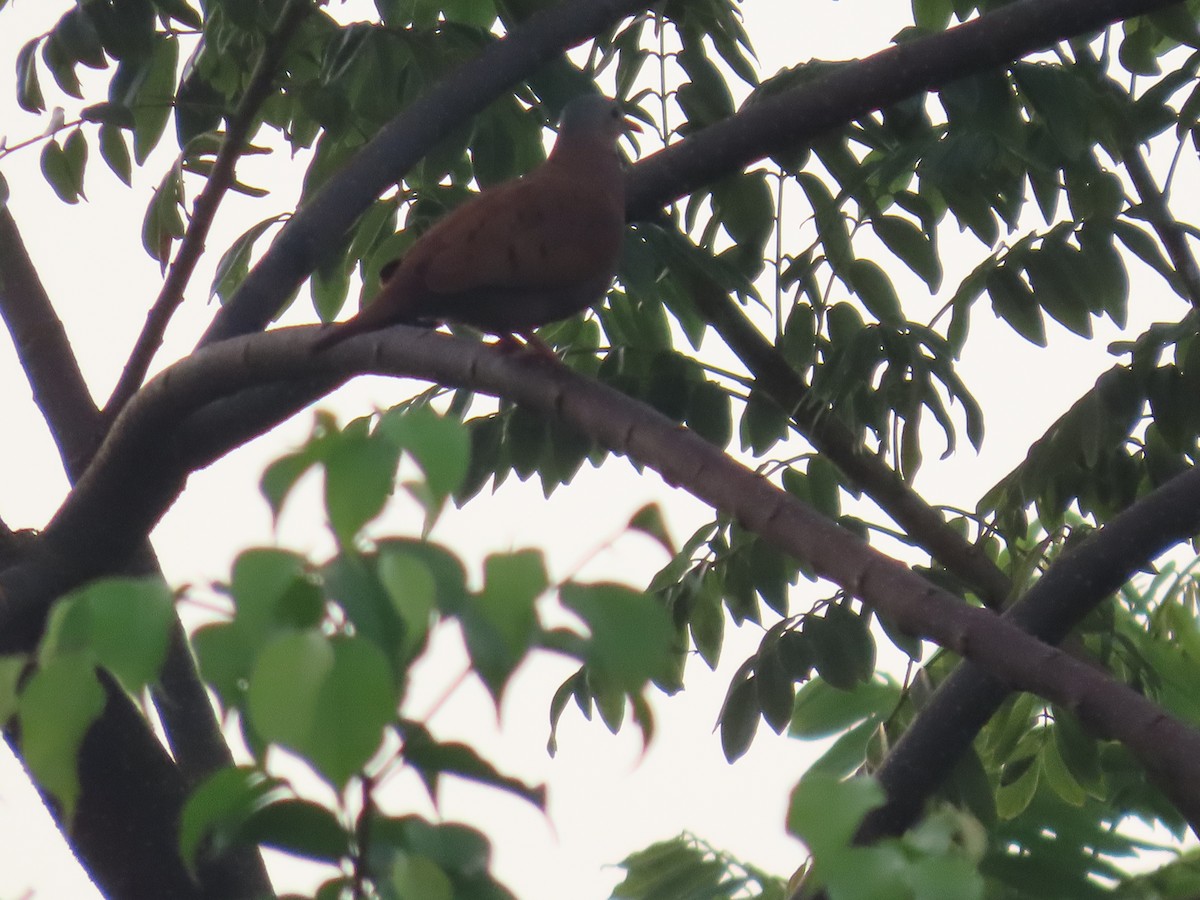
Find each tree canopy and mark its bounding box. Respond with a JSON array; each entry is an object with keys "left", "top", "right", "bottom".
[{"left": 5, "top": 0, "right": 1200, "bottom": 898}]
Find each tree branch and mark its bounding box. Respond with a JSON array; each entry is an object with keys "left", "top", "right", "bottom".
[
  {"left": 625, "top": 0, "right": 1186, "bottom": 219},
  {"left": 857, "top": 458, "right": 1200, "bottom": 843},
  {"left": 851, "top": 47, "right": 1200, "bottom": 844},
  {"left": 102, "top": 0, "right": 313, "bottom": 423},
  {"left": 0, "top": 205, "right": 100, "bottom": 480},
  {"left": 5, "top": 325, "right": 1200, "bottom": 830},
  {"left": 0, "top": 76, "right": 271, "bottom": 900},
  {"left": 199, "top": 0, "right": 656, "bottom": 346},
  {"left": 676, "top": 255, "right": 1012, "bottom": 609}
]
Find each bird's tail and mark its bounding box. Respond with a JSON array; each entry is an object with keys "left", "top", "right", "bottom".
[{"left": 311, "top": 313, "right": 381, "bottom": 353}]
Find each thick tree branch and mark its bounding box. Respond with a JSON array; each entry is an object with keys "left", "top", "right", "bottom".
[
  {"left": 853, "top": 90, "right": 1200, "bottom": 842},
  {"left": 199, "top": 0, "right": 656, "bottom": 346},
  {"left": 5, "top": 325, "right": 1200, "bottom": 831},
  {"left": 197, "top": 0, "right": 1188, "bottom": 357},
  {"left": 0, "top": 205, "right": 100, "bottom": 479},
  {"left": 625, "top": 0, "right": 1186, "bottom": 219},
  {"left": 857, "top": 460, "right": 1200, "bottom": 843},
  {"left": 103, "top": 0, "right": 313, "bottom": 423},
  {"left": 0, "top": 65, "right": 272, "bottom": 900},
  {"left": 677, "top": 258, "right": 1012, "bottom": 609}
]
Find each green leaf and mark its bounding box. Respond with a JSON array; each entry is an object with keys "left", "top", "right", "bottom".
[
  {"left": 712, "top": 171, "right": 775, "bottom": 259},
  {"left": 559, "top": 582, "right": 675, "bottom": 691},
  {"left": 996, "top": 751, "right": 1040, "bottom": 818},
  {"left": 259, "top": 451, "right": 316, "bottom": 522},
  {"left": 807, "top": 605, "right": 876, "bottom": 690},
  {"left": 1039, "top": 730, "right": 1087, "bottom": 806},
  {"left": 740, "top": 388, "right": 789, "bottom": 455},
  {"left": 1023, "top": 246, "right": 1091, "bottom": 338},
  {"left": 778, "top": 629, "right": 814, "bottom": 682},
  {"left": 627, "top": 503, "right": 675, "bottom": 556},
  {"left": 872, "top": 214, "right": 942, "bottom": 291},
  {"left": 388, "top": 854, "right": 453, "bottom": 900},
  {"left": 141, "top": 167, "right": 185, "bottom": 266},
  {"left": 16, "top": 38, "right": 45, "bottom": 112},
  {"left": 63, "top": 129, "right": 87, "bottom": 197},
  {"left": 399, "top": 721, "right": 546, "bottom": 809},
  {"left": 904, "top": 854, "right": 984, "bottom": 900},
  {"left": 248, "top": 632, "right": 397, "bottom": 787},
  {"left": 688, "top": 573, "right": 725, "bottom": 670},
  {"left": 756, "top": 637, "right": 797, "bottom": 733},
  {"left": 987, "top": 264, "right": 1047, "bottom": 346},
  {"left": 42, "top": 33, "right": 82, "bottom": 98},
  {"left": 179, "top": 767, "right": 282, "bottom": 867},
  {"left": 244, "top": 550, "right": 323, "bottom": 635},
  {"left": 131, "top": 36, "right": 179, "bottom": 165},
  {"left": 40, "top": 140, "right": 81, "bottom": 204},
  {"left": 787, "top": 772, "right": 884, "bottom": 854},
  {"left": 192, "top": 622, "right": 253, "bottom": 709},
  {"left": 912, "top": 0, "right": 953, "bottom": 31},
  {"left": 19, "top": 654, "right": 106, "bottom": 817},
  {"left": 846, "top": 258, "right": 903, "bottom": 325},
  {"left": 461, "top": 551, "right": 546, "bottom": 701},
  {"left": 377, "top": 546, "right": 437, "bottom": 660},
  {"left": 311, "top": 255, "right": 352, "bottom": 325},
  {"left": 323, "top": 427, "right": 402, "bottom": 545},
  {"left": 98, "top": 124, "right": 133, "bottom": 185},
  {"left": 75, "top": 577, "right": 173, "bottom": 692},
  {"left": 243, "top": 799, "right": 349, "bottom": 864},
  {"left": 209, "top": 216, "right": 283, "bottom": 304},
  {"left": 1112, "top": 220, "right": 1185, "bottom": 297},
  {"left": 718, "top": 674, "right": 759, "bottom": 762},
  {"left": 790, "top": 677, "right": 898, "bottom": 738},
  {"left": 798, "top": 172, "right": 853, "bottom": 271},
  {"left": 379, "top": 405, "right": 471, "bottom": 502}
]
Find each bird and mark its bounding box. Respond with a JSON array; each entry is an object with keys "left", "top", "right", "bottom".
[{"left": 313, "top": 94, "right": 636, "bottom": 352}]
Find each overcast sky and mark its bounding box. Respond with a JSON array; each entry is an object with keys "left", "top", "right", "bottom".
[{"left": 0, "top": 1, "right": 1192, "bottom": 898}]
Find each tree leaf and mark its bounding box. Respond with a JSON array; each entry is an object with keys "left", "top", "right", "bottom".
[
  {"left": 40, "top": 139, "right": 80, "bottom": 204},
  {"left": 16, "top": 38, "right": 45, "bottom": 112},
  {"left": 560, "top": 581, "right": 675, "bottom": 691},
  {"left": 846, "top": 258, "right": 903, "bottom": 325},
  {"left": 460, "top": 551, "right": 545, "bottom": 702},
  {"left": 987, "top": 264, "right": 1047, "bottom": 346},
  {"left": 248, "top": 632, "right": 396, "bottom": 787},
  {"left": 19, "top": 654, "right": 106, "bottom": 818},
  {"left": 718, "top": 674, "right": 759, "bottom": 762},
  {"left": 132, "top": 36, "right": 179, "bottom": 165}
]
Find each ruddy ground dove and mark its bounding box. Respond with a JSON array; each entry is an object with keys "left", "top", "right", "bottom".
[{"left": 313, "top": 94, "right": 634, "bottom": 351}]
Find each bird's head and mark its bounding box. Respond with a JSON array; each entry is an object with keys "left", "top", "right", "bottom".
[{"left": 553, "top": 94, "right": 642, "bottom": 155}]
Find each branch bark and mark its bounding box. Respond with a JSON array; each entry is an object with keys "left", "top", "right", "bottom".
[
  {"left": 673, "top": 247, "right": 1012, "bottom": 608},
  {"left": 5, "top": 325, "right": 1200, "bottom": 830},
  {"left": 0, "top": 197, "right": 271, "bottom": 900},
  {"left": 199, "top": 0, "right": 657, "bottom": 346},
  {"left": 625, "top": 0, "right": 1187, "bottom": 218},
  {"left": 103, "top": 0, "right": 313, "bottom": 422},
  {"left": 0, "top": 205, "right": 100, "bottom": 479}
]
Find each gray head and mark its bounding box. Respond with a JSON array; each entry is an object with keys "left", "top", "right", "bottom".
[{"left": 555, "top": 94, "right": 637, "bottom": 146}]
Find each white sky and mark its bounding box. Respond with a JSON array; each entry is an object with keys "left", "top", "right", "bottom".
[{"left": 0, "top": 1, "right": 1192, "bottom": 898}]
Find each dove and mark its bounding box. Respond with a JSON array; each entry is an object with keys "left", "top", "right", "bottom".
[{"left": 313, "top": 94, "right": 635, "bottom": 351}]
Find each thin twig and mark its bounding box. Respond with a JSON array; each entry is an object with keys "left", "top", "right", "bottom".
[{"left": 101, "top": 0, "right": 312, "bottom": 423}]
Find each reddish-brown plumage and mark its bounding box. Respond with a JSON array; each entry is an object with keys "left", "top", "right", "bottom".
[{"left": 313, "top": 95, "right": 633, "bottom": 351}]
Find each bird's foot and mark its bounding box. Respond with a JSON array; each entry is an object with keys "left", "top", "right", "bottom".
[{"left": 494, "top": 331, "right": 562, "bottom": 362}]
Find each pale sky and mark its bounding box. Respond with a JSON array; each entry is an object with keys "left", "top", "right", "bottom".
[{"left": 0, "top": 1, "right": 1190, "bottom": 898}]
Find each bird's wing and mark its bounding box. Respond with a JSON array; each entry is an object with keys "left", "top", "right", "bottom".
[{"left": 411, "top": 174, "right": 623, "bottom": 295}]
